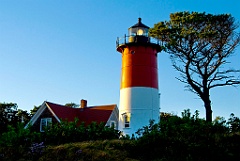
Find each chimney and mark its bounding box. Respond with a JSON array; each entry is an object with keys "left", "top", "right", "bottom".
[{"left": 80, "top": 99, "right": 87, "bottom": 108}]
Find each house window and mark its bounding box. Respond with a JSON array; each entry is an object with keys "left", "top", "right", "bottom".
[
  {"left": 123, "top": 113, "right": 131, "bottom": 128},
  {"left": 110, "top": 121, "right": 117, "bottom": 129},
  {"left": 40, "top": 118, "right": 52, "bottom": 132}
]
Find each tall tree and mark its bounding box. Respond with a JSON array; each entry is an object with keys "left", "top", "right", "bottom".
[
  {"left": 30, "top": 105, "right": 41, "bottom": 117},
  {"left": 17, "top": 109, "right": 31, "bottom": 124},
  {"left": 149, "top": 12, "right": 240, "bottom": 122},
  {"left": 0, "top": 102, "right": 18, "bottom": 133},
  {"left": 65, "top": 102, "right": 78, "bottom": 108}
]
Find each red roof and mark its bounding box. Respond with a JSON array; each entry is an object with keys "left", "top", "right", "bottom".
[{"left": 45, "top": 102, "right": 115, "bottom": 125}]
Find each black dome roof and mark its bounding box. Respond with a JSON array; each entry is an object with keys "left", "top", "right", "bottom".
[{"left": 129, "top": 18, "right": 149, "bottom": 29}]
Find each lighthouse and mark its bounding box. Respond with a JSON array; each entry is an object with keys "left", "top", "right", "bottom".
[{"left": 116, "top": 18, "right": 161, "bottom": 136}]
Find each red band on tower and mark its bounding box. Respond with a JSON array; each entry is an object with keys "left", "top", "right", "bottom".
[{"left": 120, "top": 46, "right": 158, "bottom": 89}]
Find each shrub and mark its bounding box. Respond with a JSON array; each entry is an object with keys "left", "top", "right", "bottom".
[
  {"left": 134, "top": 110, "right": 240, "bottom": 161},
  {"left": 42, "top": 119, "right": 120, "bottom": 145}
]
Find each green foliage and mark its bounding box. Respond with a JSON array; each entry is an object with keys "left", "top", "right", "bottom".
[
  {"left": 0, "top": 123, "right": 42, "bottom": 161},
  {"left": 132, "top": 110, "right": 240, "bottom": 161},
  {"left": 0, "top": 102, "right": 32, "bottom": 134},
  {"left": 65, "top": 102, "right": 78, "bottom": 108},
  {"left": 149, "top": 12, "right": 240, "bottom": 122},
  {"left": 43, "top": 119, "right": 120, "bottom": 145},
  {"left": 1, "top": 109, "right": 240, "bottom": 161},
  {"left": 227, "top": 113, "right": 240, "bottom": 133},
  {"left": 0, "top": 119, "right": 119, "bottom": 147},
  {"left": 39, "top": 140, "right": 136, "bottom": 161},
  {"left": 0, "top": 119, "right": 120, "bottom": 160},
  {"left": 17, "top": 109, "right": 31, "bottom": 125},
  {"left": 30, "top": 105, "right": 41, "bottom": 117},
  {"left": 0, "top": 102, "right": 19, "bottom": 134},
  {"left": 150, "top": 11, "right": 238, "bottom": 47},
  {"left": 0, "top": 123, "right": 41, "bottom": 147}
]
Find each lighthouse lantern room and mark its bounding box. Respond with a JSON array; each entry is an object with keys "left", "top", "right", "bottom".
[{"left": 116, "top": 18, "right": 161, "bottom": 136}]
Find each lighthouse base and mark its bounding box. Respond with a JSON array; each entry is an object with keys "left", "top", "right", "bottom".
[{"left": 118, "top": 87, "right": 160, "bottom": 136}]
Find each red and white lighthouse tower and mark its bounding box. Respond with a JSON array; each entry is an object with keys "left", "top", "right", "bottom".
[{"left": 116, "top": 18, "right": 161, "bottom": 136}]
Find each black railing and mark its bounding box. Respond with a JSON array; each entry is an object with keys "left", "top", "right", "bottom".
[{"left": 116, "top": 34, "right": 161, "bottom": 47}]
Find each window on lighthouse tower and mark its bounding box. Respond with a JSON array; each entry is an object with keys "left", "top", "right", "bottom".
[{"left": 123, "top": 113, "right": 131, "bottom": 128}]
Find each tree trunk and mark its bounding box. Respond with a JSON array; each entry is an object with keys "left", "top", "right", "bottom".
[{"left": 204, "top": 100, "right": 212, "bottom": 122}]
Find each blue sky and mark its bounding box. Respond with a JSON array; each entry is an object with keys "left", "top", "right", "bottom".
[{"left": 0, "top": 0, "right": 239, "bottom": 119}]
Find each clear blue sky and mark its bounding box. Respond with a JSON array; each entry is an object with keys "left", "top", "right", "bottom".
[{"left": 0, "top": 0, "right": 239, "bottom": 119}]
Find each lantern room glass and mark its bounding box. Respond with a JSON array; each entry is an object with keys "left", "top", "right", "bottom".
[{"left": 129, "top": 27, "right": 148, "bottom": 37}]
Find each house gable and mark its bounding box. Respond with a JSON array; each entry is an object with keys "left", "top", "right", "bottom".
[
  {"left": 105, "top": 105, "right": 119, "bottom": 129},
  {"left": 32, "top": 106, "right": 60, "bottom": 132},
  {"left": 24, "top": 101, "right": 61, "bottom": 129}
]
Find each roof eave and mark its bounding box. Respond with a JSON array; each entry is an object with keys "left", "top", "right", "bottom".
[
  {"left": 46, "top": 102, "right": 61, "bottom": 123},
  {"left": 24, "top": 101, "right": 46, "bottom": 128}
]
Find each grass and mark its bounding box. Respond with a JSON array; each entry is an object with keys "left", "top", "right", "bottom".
[{"left": 39, "top": 140, "right": 138, "bottom": 161}]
